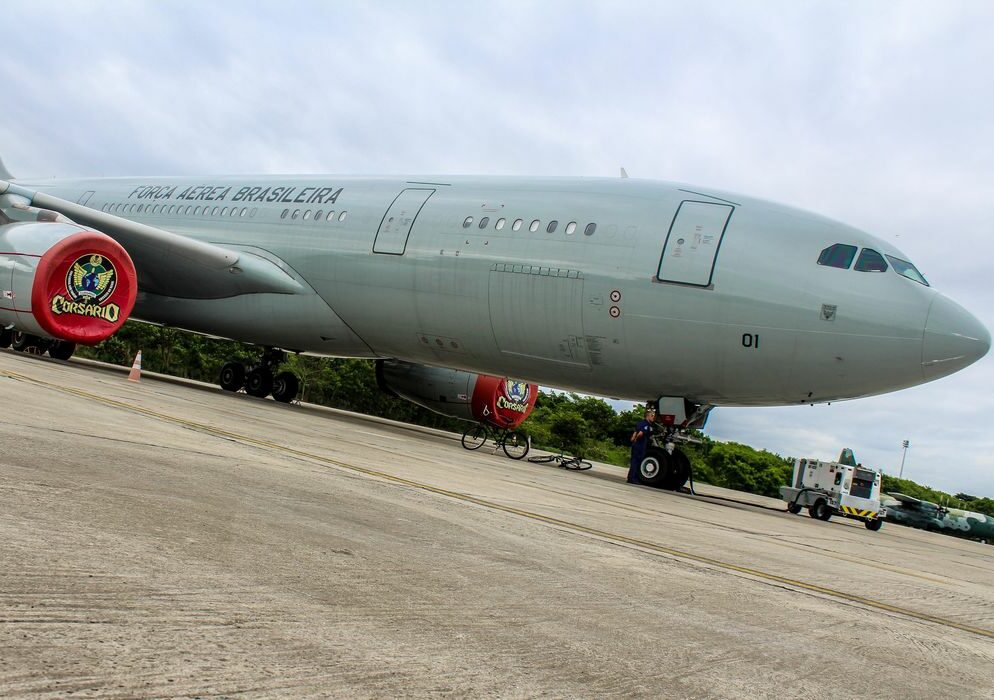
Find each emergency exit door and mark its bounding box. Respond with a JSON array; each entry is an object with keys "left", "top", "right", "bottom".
[
  {"left": 373, "top": 188, "right": 435, "bottom": 255},
  {"left": 656, "top": 201, "right": 733, "bottom": 287}
]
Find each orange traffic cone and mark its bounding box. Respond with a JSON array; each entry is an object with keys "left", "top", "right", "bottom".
[{"left": 127, "top": 350, "right": 142, "bottom": 382}]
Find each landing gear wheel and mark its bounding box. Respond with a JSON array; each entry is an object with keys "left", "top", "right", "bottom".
[
  {"left": 809, "top": 499, "right": 832, "bottom": 521},
  {"left": 663, "top": 448, "right": 691, "bottom": 490},
  {"left": 47, "top": 341, "right": 76, "bottom": 360},
  {"left": 461, "top": 424, "right": 488, "bottom": 450},
  {"left": 865, "top": 518, "right": 883, "bottom": 531},
  {"left": 501, "top": 430, "right": 529, "bottom": 460},
  {"left": 638, "top": 446, "right": 672, "bottom": 488},
  {"left": 787, "top": 502, "right": 802, "bottom": 515},
  {"left": 245, "top": 367, "right": 273, "bottom": 398},
  {"left": 11, "top": 332, "right": 38, "bottom": 352},
  {"left": 272, "top": 371, "right": 300, "bottom": 403},
  {"left": 0, "top": 329, "right": 11, "bottom": 348},
  {"left": 219, "top": 362, "right": 246, "bottom": 392}
]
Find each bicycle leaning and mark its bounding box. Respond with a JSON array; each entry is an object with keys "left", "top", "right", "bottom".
[{"left": 460, "top": 422, "right": 530, "bottom": 460}]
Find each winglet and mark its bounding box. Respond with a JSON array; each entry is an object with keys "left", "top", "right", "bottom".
[
  {"left": 620, "top": 167, "right": 629, "bottom": 179},
  {"left": 0, "top": 155, "right": 11, "bottom": 180}
]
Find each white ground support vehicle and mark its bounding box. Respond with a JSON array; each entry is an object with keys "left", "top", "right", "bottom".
[{"left": 779, "top": 457, "right": 886, "bottom": 531}]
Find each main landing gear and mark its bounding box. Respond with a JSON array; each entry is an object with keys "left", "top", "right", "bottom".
[
  {"left": 218, "top": 347, "right": 300, "bottom": 403},
  {"left": 2, "top": 329, "right": 76, "bottom": 360}
]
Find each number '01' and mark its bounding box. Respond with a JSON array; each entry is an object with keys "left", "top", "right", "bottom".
[{"left": 742, "top": 333, "right": 760, "bottom": 349}]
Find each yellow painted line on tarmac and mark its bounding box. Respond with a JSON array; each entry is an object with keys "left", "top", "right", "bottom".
[{"left": 7, "top": 367, "right": 994, "bottom": 641}]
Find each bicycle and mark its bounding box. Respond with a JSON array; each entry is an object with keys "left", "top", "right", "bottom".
[
  {"left": 460, "top": 422, "right": 530, "bottom": 460},
  {"left": 527, "top": 449, "right": 593, "bottom": 471}
]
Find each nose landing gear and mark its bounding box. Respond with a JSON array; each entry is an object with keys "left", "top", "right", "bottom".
[{"left": 218, "top": 347, "right": 300, "bottom": 403}]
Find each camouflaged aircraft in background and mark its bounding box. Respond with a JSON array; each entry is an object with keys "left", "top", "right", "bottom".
[{"left": 881, "top": 493, "right": 994, "bottom": 544}]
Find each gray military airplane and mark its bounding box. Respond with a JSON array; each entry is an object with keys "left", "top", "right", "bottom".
[{"left": 0, "top": 155, "right": 988, "bottom": 489}]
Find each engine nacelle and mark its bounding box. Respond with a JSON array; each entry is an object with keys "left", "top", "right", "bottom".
[
  {"left": 0, "top": 222, "right": 137, "bottom": 344},
  {"left": 376, "top": 359, "right": 538, "bottom": 429}
]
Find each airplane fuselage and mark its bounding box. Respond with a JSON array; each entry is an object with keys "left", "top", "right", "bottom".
[{"left": 18, "top": 174, "right": 990, "bottom": 406}]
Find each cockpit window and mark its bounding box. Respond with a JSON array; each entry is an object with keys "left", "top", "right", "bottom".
[
  {"left": 885, "top": 255, "right": 929, "bottom": 286},
  {"left": 854, "top": 248, "right": 888, "bottom": 273},
  {"left": 817, "top": 243, "right": 857, "bottom": 269}
]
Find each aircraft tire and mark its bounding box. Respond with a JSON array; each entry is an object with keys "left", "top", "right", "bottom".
[
  {"left": 638, "top": 446, "right": 672, "bottom": 487},
  {"left": 662, "top": 448, "right": 691, "bottom": 490},
  {"left": 10, "top": 331, "right": 38, "bottom": 352},
  {"left": 865, "top": 518, "right": 883, "bottom": 531},
  {"left": 220, "top": 362, "right": 246, "bottom": 392},
  {"left": 48, "top": 341, "right": 76, "bottom": 360},
  {"left": 0, "top": 329, "right": 11, "bottom": 348},
  {"left": 272, "top": 371, "right": 300, "bottom": 403},
  {"left": 245, "top": 367, "right": 273, "bottom": 398}
]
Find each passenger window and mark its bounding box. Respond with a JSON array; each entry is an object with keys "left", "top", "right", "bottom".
[
  {"left": 546, "top": 220, "right": 558, "bottom": 233},
  {"left": 338, "top": 211, "right": 347, "bottom": 222},
  {"left": 462, "top": 216, "right": 473, "bottom": 228},
  {"left": 221, "top": 207, "right": 228, "bottom": 216},
  {"left": 529, "top": 220, "right": 540, "bottom": 232},
  {"left": 250, "top": 208, "right": 258, "bottom": 218},
  {"left": 885, "top": 255, "right": 929, "bottom": 286},
  {"left": 565, "top": 221, "right": 577, "bottom": 235},
  {"left": 479, "top": 216, "right": 490, "bottom": 229},
  {"left": 303, "top": 210, "right": 312, "bottom": 220},
  {"left": 314, "top": 210, "right": 323, "bottom": 221},
  {"left": 326, "top": 211, "right": 336, "bottom": 222},
  {"left": 281, "top": 209, "right": 289, "bottom": 219},
  {"left": 817, "top": 243, "right": 857, "bottom": 269},
  {"left": 854, "top": 248, "right": 888, "bottom": 273},
  {"left": 496, "top": 217, "right": 506, "bottom": 230},
  {"left": 292, "top": 209, "right": 300, "bottom": 220},
  {"left": 512, "top": 219, "right": 523, "bottom": 231},
  {"left": 240, "top": 207, "right": 247, "bottom": 217}
]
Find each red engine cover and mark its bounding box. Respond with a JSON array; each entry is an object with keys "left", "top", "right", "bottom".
[
  {"left": 471, "top": 376, "right": 538, "bottom": 429},
  {"left": 30, "top": 231, "right": 137, "bottom": 344}
]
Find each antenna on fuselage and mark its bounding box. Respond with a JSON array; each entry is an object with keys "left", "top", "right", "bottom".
[{"left": 0, "top": 155, "right": 12, "bottom": 180}]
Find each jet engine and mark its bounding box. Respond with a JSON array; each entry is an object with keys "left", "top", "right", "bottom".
[
  {"left": 376, "top": 359, "right": 538, "bottom": 428},
  {"left": 0, "top": 222, "right": 137, "bottom": 344}
]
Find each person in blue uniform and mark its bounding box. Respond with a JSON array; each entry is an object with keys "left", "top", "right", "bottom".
[{"left": 627, "top": 408, "right": 656, "bottom": 484}]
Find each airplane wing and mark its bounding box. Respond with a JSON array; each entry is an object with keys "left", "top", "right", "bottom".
[
  {"left": 0, "top": 179, "right": 301, "bottom": 300},
  {"left": 886, "top": 492, "right": 926, "bottom": 508}
]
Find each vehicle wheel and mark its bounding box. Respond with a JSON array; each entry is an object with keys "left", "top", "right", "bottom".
[
  {"left": 10, "top": 331, "right": 38, "bottom": 352},
  {"left": 47, "top": 341, "right": 76, "bottom": 360},
  {"left": 272, "top": 371, "right": 300, "bottom": 403},
  {"left": 638, "top": 446, "right": 672, "bottom": 487},
  {"left": 0, "top": 329, "right": 11, "bottom": 348},
  {"left": 245, "top": 367, "right": 273, "bottom": 397},
  {"left": 809, "top": 499, "right": 832, "bottom": 521},
  {"left": 219, "top": 362, "right": 246, "bottom": 392},
  {"left": 501, "top": 430, "right": 529, "bottom": 460},
  {"left": 865, "top": 518, "right": 883, "bottom": 531},
  {"left": 461, "top": 424, "right": 488, "bottom": 450},
  {"left": 662, "top": 448, "right": 691, "bottom": 490},
  {"left": 787, "top": 502, "right": 802, "bottom": 514}
]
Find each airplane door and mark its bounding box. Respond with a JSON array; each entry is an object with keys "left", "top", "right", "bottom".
[
  {"left": 373, "top": 188, "right": 435, "bottom": 255},
  {"left": 656, "top": 201, "right": 733, "bottom": 287}
]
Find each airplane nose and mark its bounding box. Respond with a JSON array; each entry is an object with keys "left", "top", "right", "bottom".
[{"left": 922, "top": 294, "right": 991, "bottom": 380}]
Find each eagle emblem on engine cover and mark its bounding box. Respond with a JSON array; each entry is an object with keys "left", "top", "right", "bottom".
[
  {"left": 505, "top": 380, "right": 530, "bottom": 404},
  {"left": 66, "top": 254, "right": 116, "bottom": 304}
]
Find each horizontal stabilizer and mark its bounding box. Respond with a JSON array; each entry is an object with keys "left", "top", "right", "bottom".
[{"left": 0, "top": 179, "right": 302, "bottom": 299}]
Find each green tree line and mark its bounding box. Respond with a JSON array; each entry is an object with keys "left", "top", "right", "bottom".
[{"left": 77, "top": 322, "right": 993, "bottom": 517}]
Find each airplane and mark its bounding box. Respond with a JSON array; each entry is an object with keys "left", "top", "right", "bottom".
[
  {"left": 881, "top": 493, "right": 994, "bottom": 543},
  {"left": 0, "top": 154, "right": 988, "bottom": 490}
]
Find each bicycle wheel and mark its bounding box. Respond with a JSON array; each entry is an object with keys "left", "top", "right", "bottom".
[
  {"left": 461, "top": 424, "right": 488, "bottom": 450},
  {"left": 563, "top": 457, "right": 593, "bottom": 471},
  {"left": 501, "top": 430, "right": 530, "bottom": 460},
  {"left": 527, "top": 454, "right": 559, "bottom": 464}
]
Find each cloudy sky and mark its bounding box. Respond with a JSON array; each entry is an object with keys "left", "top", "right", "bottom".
[{"left": 2, "top": 1, "right": 992, "bottom": 494}]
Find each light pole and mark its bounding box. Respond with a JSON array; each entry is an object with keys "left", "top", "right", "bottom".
[{"left": 899, "top": 440, "right": 910, "bottom": 479}]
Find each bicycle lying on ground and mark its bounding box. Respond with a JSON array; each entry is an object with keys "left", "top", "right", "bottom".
[
  {"left": 527, "top": 449, "right": 592, "bottom": 471},
  {"left": 460, "top": 422, "right": 530, "bottom": 460}
]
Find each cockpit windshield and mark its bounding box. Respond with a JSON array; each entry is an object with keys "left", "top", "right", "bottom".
[{"left": 885, "top": 255, "right": 929, "bottom": 286}]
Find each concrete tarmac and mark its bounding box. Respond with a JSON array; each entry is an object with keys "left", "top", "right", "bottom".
[{"left": 1, "top": 350, "right": 992, "bottom": 699}]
